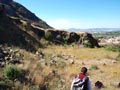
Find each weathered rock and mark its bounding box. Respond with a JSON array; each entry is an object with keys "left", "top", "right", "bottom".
[
  {"left": 112, "top": 60, "right": 117, "bottom": 63},
  {"left": 69, "top": 59, "right": 75, "bottom": 64},
  {"left": 68, "top": 32, "right": 80, "bottom": 43},
  {"left": 0, "top": 45, "right": 24, "bottom": 67},
  {"left": 36, "top": 51, "right": 45, "bottom": 58},
  {"left": 77, "top": 32, "right": 100, "bottom": 47}
]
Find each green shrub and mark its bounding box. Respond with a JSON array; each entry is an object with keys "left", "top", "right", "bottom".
[
  {"left": 84, "top": 41, "right": 93, "bottom": 48},
  {"left": 3, "top": 65, "right": 21, "bottom": 80},
  {"left": 105, "top": 44, "right": 120, "bottom": 52},
  {"left": 0, "top": 80, "right": 13, "bottom": 89},
  {"left": 63, "top": 36, "right": 68, "bottom": 44},
  {"left": 57, "top": 54, "right": 63, "bottom": 59},
  {"left": 45, "top": 32, "right": 52, "bottom": 40},
  {"left": 58, "top": 61, "right": 66, "bottom": 68},
  {"left": 91, "top": 64, "right": 99, "bottom": 70}
]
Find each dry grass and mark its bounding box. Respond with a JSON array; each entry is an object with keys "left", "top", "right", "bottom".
[
  {"left": 45, "top": 45, "right": 118, "bottom": 60},
  {"left": 18, "top": 45, "right": 120, "bottom": 90}
]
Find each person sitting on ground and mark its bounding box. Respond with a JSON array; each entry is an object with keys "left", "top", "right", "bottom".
[
  {"left": 93, "top": 81, "right": 103, "bottom": 90},
  {"left": 71, "top": 67, "right": 91, "bottom": 90}
]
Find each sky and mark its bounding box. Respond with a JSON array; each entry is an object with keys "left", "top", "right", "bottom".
[{"left": 14, "top": 0, "right": 120, "bottom": 29}]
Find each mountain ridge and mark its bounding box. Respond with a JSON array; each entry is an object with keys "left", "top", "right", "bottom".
[{"left": 0, "top": 0, "right": 52, "bottom": 29}]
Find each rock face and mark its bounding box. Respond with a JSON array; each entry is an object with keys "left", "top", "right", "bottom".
[
  {"left": 68, "top": 32, "right": 80, "bottom": 43},
  {"left": 44, "top": 29, "right": 68, "bottom": 44},
  {"left": 78, "top": 32, "right": 100, "bottom": 47},
  {"left": 44, "top": 30, "right": 99, "bottom": 47}
]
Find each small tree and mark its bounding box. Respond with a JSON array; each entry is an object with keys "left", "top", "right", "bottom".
[
  {"left": 83, "top": 40, "right": 93, "bottom": 48},
  {"left": 63, "top": 36, "right": 68, "bottom": 44},
  {"left": 3, "top": 65, "right": 21, "bottom": 80}
]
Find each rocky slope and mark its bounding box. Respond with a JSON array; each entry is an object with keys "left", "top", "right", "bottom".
[
  {"left": 0, "top": 0, "right": 52, "bottom": 29},
  {"left": 0, "top": 14, "right": 43, "bottom": 51},
  {"left": 0, "top": 0, "right": 99, "bottom": 52}
]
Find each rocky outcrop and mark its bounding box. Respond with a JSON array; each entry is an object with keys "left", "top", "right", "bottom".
[
  {"left": 0, "top": 45, "right": 24, "bottom": 67},
  {"left": 44, "top": 29, "right": 99, "bottom": 47},
  {"left": 78, "top": 32, "right": 100, "bottom": 47},
  {"left": 67, "top": 32, "right": 80, "bottom": 43},
  {"left": 45, "top": 29, "right": 68, "bottom": 42}
]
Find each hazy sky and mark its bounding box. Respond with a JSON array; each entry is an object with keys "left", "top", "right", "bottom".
[{"left": 14, "top": 0, "right": 120, "bottom": 29}]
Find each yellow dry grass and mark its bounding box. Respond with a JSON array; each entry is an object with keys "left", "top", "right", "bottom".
[
  {"left": 19, "top": 45, "right": 120, "bottom": 90},
  {"left": 45, "top": 45, "right": 118, "bottom": 60}
]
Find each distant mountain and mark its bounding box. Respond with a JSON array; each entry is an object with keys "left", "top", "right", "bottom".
[
  {"left": 0, "top": 0, "right": 52, "bottom": 29},
  {"left": 68, "top": 28, "right": 120, "bottom": 33}
]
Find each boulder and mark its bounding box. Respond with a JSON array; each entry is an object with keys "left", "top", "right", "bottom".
[
  {"left": 45, "top": 29, "right": 68, "bottom": 44},
  {"left": 68, "top": 32, "right": 80, "bottom": 43},
  {"left": 78, "top": 32, "right": 100, "bottom": 48}
]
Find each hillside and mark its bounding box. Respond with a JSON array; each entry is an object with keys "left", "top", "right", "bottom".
[
  {"left": 1, "top": 0, "right": 118, "bottom": 90},
  {"left": 0, "top": 44, "right": 120, "bottom": 90},
  {"left": 0, "top": 0, "right": 100, "bottom": 51},
  {"left": 0, "top": 0, "right": 52, "bottom": 29},
  {"left": 0, "top": 14, "right": 43, "bottom": 51}
]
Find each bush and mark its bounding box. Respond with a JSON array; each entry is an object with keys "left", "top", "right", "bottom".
[
  {"left": 91, "top": 64, "right": 99, "bottom": 70},
  {"left": 105, "top": 44, "right": 120, "bottom": 52},
  {"left": 84, "top": 41, "right": 93, "bottom": 48},
  {"left": 63, "top": 36, "right": 68, "bottom": 44},
  {"left": 58, "top": 61, "right": 66, "bottom": 68},
  {"left": 0, "top": 80, "right": 13, "bottom": 90},
  {"left": 3, "top": 65, "right": 21, "bottom": 80},
  {"left": 45, "top": 32, "right": 52, "bottom": 40}
]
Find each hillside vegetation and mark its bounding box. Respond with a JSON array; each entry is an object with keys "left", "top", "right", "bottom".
[{"left": 0, "top": 44, "right": 120, "bottom": 90}]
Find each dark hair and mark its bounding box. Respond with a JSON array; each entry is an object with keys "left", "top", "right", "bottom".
[
  {"left": 95, "top": 81, "right": 103, "bottom": 88},
  {"left": 81, "top": 67, "right": 87, "bottom": 74}
]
